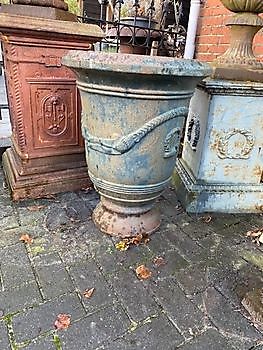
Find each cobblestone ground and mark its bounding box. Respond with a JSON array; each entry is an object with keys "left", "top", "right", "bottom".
[{"left": 0, "top": 164, "right": 263, "bottom": 350}]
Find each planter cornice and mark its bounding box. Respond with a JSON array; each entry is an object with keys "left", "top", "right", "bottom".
[{"left": 0, "top": 13, "right": 104, "bottom": 41}]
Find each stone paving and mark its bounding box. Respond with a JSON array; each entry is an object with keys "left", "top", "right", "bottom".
[{"left": 0, "top": 160, "right": 263, "bottom": 350}]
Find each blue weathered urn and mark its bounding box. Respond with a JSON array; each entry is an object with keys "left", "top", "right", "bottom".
[{"left": 63, "top": 51, "right": 211, "bottom": 237}]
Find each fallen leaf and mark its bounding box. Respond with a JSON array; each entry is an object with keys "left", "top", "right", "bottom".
[
  {"left": 258, "top": 234, "right": 263, "bottom": 244},
  {"left": 246, "top": 227, "right": 263, "bottom": 246},
  {"left": 153, "top": 256, "right": 166, "bottom": 267},
  {"left": 19, "top": 234, "right": 33, "bottom": 244},
  {"left": 246, "top": 228, "right": 263, "bottom": 238},
  {"left": 131, "top": 233, "right": 150, "bottom": 245},
  {"left": 115, "top": 234, "right": 150, "bottom": 251},
  {"left": 83, "top": 288, "right": 95, "bottom": 299},
  {"left": 54, "top": 314, "right": 71, "bottom": 330},
  {"left": 128, "top": 320, "right": 139, "bottom": 333},
  {"left": 81, "top": 186, "right": 93, "bottom": 192},
  {"left": 130, "top": 234, "right": 143, "bottom": 246},
  {"left": 27, "top": 205, "right": 45, "bottom": 212},
  {"left": 115, "top": 240, "right": 130, "bottom": 251},
  {"left": 135, "top": 264, "right": 152, "bottom": 280},
  {"left": 200, "top": 215, "right": 212, "bottom": 223}
]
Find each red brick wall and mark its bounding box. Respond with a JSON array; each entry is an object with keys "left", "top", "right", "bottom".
[{"left": 195, "top": 0, "right": 263, "bottom": 62}]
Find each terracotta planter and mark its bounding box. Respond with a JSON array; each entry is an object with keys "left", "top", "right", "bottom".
[
  {"left": 0, "top": 12, "right": 104, "bottom": 200},
  {"left": 0, "top": 1, "right": 75, "bottom": 20},
  {"left": 63, "top": 51, "right": 211, "bottom": 237},
  {"left": 12, "top": 0, "right": 68, "bottom": 10}
]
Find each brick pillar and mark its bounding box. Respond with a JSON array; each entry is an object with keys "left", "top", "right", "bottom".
[{"left": 195, "top": 0, "right": 263, "bottom": 62}]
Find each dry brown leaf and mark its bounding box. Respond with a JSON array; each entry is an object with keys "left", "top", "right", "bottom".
[
  {"left": 81, "top": 186, "right": 93, "bottom": 192},
  {"left": 19, "top": 234, "right": 33, "bottom": 244},
  {"left": 245, "top": 227, "right": 263, "bottom": 246},
  {"left": 115, "top": 234, "right": 150, "bottom": 251},
  {"left": 135, "top": 264, "right": 152, "bottom": 280},
  {"left": 200, "top": 215, "right": 212, "bottom": 223},
  {"left": 246, "top": 228, "right": 263, "bottom": 238},
  {"left": 83, "top": 288, "right": 95, "bottom": 299},
  {"left": 27, "top": 205, "right": 45, "bottom": 212},
  {"left": 153, "top": 256, "right": 166, "bottom": 267},
  {"left": 54, "top": 314, "right": 71, "bottom": 330},
  {"left": 130, "top": 233, "right": 150, "bottom": 246}
]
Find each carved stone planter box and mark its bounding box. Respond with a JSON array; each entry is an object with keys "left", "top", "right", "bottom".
[
  {"left": 63, "top": 51, "right": 210, "bottom": 237},
  {"left": 0, "top": 12, "right": 103, "bottom": 200}
]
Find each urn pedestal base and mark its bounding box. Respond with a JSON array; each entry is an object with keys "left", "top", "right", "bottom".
[
  {"left": 212, "top": 66, "right": 263, "bottom": 83},
  {"left": 93, "top": 197, "right": 160, "bottom": 238},
  {"left": 173, "top": 79, "right": 263, "bottom": 213},
  {"left": 2, "top": 147, "right": 90, "bottom": 201},
  {"left": 173, "top": 159, "right": 263, "bottom": 213}
]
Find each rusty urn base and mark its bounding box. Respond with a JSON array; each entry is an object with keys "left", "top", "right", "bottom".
[
  {"left": 2, "top": 147, "right": 91, "bottom": 201},
  {"left": 92, "top": 197, "right": 160, "bottom": 238}
]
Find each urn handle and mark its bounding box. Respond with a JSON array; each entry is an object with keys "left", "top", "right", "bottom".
[{"left": 82, "top": 106, "right": 188, "bottom": 155}]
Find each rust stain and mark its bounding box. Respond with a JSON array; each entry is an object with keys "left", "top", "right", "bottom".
[
  {"left": 224, "top": 164, "right": 232, "bottom": 176},
  {"left": 253, "top": 165, "right": 262, "bottom": 177}
]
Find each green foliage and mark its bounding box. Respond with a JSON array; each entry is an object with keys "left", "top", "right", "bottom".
[
  {"left": 1, "top": 0, "right": 11, "bottom": 4},
  {"left": 64, "top": 0, "right": 81, "bottom": 15}
]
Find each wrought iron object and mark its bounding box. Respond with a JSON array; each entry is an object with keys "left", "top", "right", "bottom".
[
  {"left": 63, "top": 50, "right": 210, "bottom": 237},
  {"left": 80, "top": 0, "right": 187, "bottom": 57}
]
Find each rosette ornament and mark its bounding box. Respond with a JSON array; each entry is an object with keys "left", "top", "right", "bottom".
[{"left": 215, "top": 0, "right": 263, "bottom": 71}]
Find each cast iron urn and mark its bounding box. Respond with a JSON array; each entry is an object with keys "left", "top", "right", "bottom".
[{"left": 63, "top": 51, "right": 211, "bottom": 237}]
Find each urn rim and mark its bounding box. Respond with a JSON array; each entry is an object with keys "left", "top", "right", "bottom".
[
  {"left": 62, "top": 51, "right": 212, "bottom": 77},
  {"left": 220, "top": 0, "right": 263, "bottom": 13}
]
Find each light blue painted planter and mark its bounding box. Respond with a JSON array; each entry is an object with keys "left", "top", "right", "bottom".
[
  {"left": 173, "top": 79, "right": 263, "bottom": 213},
  {"left": 63, "top": 51, "right": 211, "bottom": 237}
]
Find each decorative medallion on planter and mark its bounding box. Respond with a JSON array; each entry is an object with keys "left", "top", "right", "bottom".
[
  {"left": 216, "top": 128, "right": 255, "bottom": 159},
  {"left": 0, "top": 11, "right": 104, "bottom": 200},
  {"left": 63, "top": 51, "right": 211, "bottom": 237},
  {"left": 186, "top": 112, "right": 200, "bottom": 152}
]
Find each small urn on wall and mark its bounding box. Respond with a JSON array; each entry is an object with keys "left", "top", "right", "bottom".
[{"left": 212, "top": 0, "right": 263, "bottom": 82}]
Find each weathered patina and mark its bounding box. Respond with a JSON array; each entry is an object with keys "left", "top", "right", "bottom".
[
  {"left": 173, "top": 79, "right": 263, "bottom": 213},
  {"left": 63, "top": 51, "right": 210, "bottom": 237}
]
